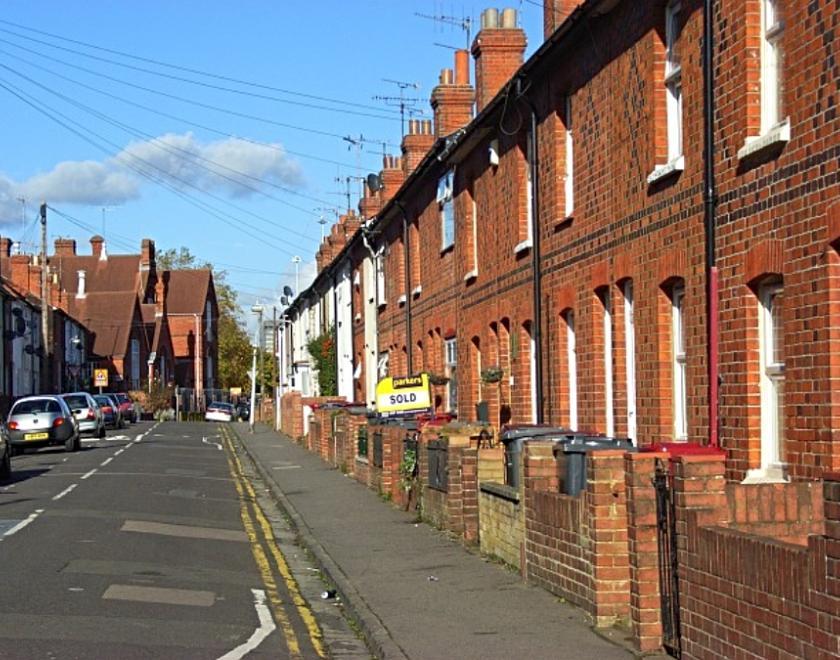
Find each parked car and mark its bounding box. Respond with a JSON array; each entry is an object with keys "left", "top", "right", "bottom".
[
  {"left": 94, "top": 394, "right": 122, "bottom": 430},
  {"left": 113, "top": 392, "right": 137, "bottom": 423},
  {"left": 235, "top": 401, "right": 250, "bottom": 421},
  {"left": 205, "top": 402, "right": 235, "bottom": 423},
  {"left": 7, "top": 395, "right": 80, "bottom": 453},
  {"left": 0, "top": 422, "right": 10, "bottom": 480},
  {"left": 62, "top": 392, "right": 106, "bottom": 439}
]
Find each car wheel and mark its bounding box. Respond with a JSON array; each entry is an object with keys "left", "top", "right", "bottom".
[
  {"left": 99, "top": 423, "right": 106, "bottom": 439},
  {"left": 0, "top": 447, "right": 11, "bottom": 481},
  {"left": 65, "top": 433, "right": 77, "bottom": 452}
]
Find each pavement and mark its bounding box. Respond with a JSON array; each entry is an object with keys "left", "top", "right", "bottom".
[{"left": 230, "top": 422, "right": 637, "bottom": 660}]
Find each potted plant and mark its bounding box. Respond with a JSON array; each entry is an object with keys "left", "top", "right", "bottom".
[
  {"left": 428, "top": 372, "right": 450, "bottom": 386},
  {"left": 480, "top": 366, "right": 503, "bottom": 384}
]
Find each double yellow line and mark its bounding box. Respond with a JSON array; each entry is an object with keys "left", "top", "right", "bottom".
[{"left": 221, "top": 426, "right": 327, "bottom": 659}]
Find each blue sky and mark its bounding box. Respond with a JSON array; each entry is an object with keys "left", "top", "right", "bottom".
[{"left": 0, "top": 1, "right": 544, "bottom": 321}]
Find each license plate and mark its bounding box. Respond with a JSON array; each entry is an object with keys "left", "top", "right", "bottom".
[{"left": 24, "top": 432, "right": 49, "bottom": 440}]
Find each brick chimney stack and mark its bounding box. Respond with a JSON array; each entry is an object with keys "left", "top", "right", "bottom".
[
  {"left": 90, "top": 235, "right": 104, "bottom": 259},
  {"left": 140, "top": 238, "right": 155, "bottom": 272},
  {"left": 431, "top": 49, "right": 475, "bottom": 138},
  {"left": 472, "top": 8, "right": 527, "bottom": 113},
  {"left": 380, "top": 154, "right": 405, "bottom": 206},
  {"left": 54, "top": 238, "right": 77, "bottom": 257},
  {"left": 359, "top": 180, "right": 382, "bottom": 220},
  {"left": 401, "top": 119, "right": 435, "bottom": 177},
  {"left": 543, "top": 0, "right": 580, "bottom": 39}
]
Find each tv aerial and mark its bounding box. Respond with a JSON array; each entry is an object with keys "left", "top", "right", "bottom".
[{"left": 373, "top": 78, "right": 424, "bottom": 137}]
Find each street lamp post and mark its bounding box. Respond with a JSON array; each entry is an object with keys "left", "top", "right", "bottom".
[
  {"left": 292, "top": 256, "right": 301, "bottom": 297},
  {"left": 249, "top": 303, "right": 264, "bottom": 433}
]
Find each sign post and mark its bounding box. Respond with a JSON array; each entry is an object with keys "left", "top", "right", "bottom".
[
  {"left": 375, "top": 374, "right": 432, "bottom": 417},
  {"left": 94, "top": 368, "right": 108, "bottom": 394}
]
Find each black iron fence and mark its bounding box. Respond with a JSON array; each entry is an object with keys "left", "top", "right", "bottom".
[
  {"left": 655, "top": 461, "right": 681, "bottom": 658},
  {"left": 372, "top": 430, "right": 383, "bottom": 468}
]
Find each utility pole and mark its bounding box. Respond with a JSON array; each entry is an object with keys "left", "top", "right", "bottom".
[
  {"left": 273, "top": 307, "right": 279, "bottom": 431},
  {"left": 39, "top": 202, "right": 49, "bottom": 393}
]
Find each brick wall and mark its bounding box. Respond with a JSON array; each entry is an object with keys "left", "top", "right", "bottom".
[
  {"left": 479, "top": 484, "right": 524, "bottom": 571},
  {"left": 522, "top": 443, "right": 630, "bottom": 626},
  {"left": 672, "top": 460, "right": 839, "bottom": 659}
]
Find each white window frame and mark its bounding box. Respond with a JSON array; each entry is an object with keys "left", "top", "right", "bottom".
[
  {"left": 470, "top": 196, "right": 478, "bottom": 275},
  {"left": 565, "top": 311, "right": 578, "bottom": 431},
  {"left": 564, "top": 96, "right": 574, "bottom": 218},
  {"left": 623, "top": 281, "right": 637, "bottom": 443},
  {"left": 759, "top": 282, "right": 785, "bottom": 470},
  {"left": 761, "top": 0, "right": 783, "bottom": 134},
  {"left": 377, "top": 350, "right": 389, "bottom": 379},
  {"left": 375, "top": 253, "right": 386, "bottom": 306},
  {"left": 438, "top": 170, "right": 455, "bottom": 251},
  {"left": 601, "top": 290, "right": 614, "bottom": 437},
  {"left": 665, "top": 1, "right": 683, "bottom": 162},
  {"left": 444, "top": 338, "right": 457, "bottom": 412},
  {"left": 525, "top": 131, "right": 534, "bottom": 245},
  {"left": 672, "top": 285, "right": 688, "bottom": 441}
]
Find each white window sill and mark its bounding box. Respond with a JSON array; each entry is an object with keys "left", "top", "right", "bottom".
[
  {"left": 440, "top": 243, "right": 454, "bottom": 255},
  {"left": 411, "top": 285, "right": 422, "bottom": 298},
  {"left": 397, "top": 294, "right": 407, "bottom": 306},
  {"left": 463, "top": 268, "right": 477, "bottom": 282},
  {"left": 514, "top": 239, "right": 533, "bottom": 255},
  {"left": 737, "top": 118, "right": 791, "bottom": 161},
  {"left": 741, "top": 463, "right": 789, "bottom": 484},
  {"left": 354, "top": 313, "right": 362, "bottom": 322},
  {"left": 647, "top": 155, "right": 685, "bottom": 184}
]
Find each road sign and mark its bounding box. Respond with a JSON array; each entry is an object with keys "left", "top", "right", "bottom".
[{"left": 94, "top": 369, "right": 108, "bottom": 388}]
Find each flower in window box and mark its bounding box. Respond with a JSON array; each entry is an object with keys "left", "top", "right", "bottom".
[{"left": 480, "top": 366, "right": 503, "bottom": 383}]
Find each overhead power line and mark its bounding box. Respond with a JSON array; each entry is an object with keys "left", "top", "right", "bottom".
[
  {"left": 0, "top": 38, "right": 400, "bottom": 148},
  {"left": 0, "top": 18, "right": 401, "bottom": 116},
  {"left": 0, "top": 78, "right": 318, "bottom": 255},
  {"left": 0, "top": 24, "right": 402, "bottom": 122},
  {"left": 1, "top": 61, "right": 341, "bottom": 212},
  {"left": 0, "top": 46, "right": 375, "bottom": 172}
]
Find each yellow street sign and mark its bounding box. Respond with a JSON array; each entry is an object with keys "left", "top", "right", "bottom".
[{"left": 94, "top": 369, "right": 108, "bottom": 388}]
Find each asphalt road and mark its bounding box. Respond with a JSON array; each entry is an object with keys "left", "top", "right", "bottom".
[{"left": 0, "top": 420, "right": 368, "bottom": 659}]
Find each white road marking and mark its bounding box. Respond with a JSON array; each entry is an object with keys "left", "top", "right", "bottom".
[
  {"left": 100, "top": 457, "right": 113, "bottom": 467},
  {"left": 2, "top": 509, "right": 44, "bottom": 538},
  {"left": 81, "top": 469, "right": 97, "bottom": 480},
  {"left": 202, "top": 436, "right": 223, "bottom": 451},
  {"left": 114, "top": 449, "right": 124, "bottom": 456},
  {"left": 134, "top": 434, "right": 143, "bottom": 443},
  {"left": 52, "top": 484, "right": 77, "bottom": 501},
  {"left": 217, "top": 589, "right": 276, "bottom": 660}
]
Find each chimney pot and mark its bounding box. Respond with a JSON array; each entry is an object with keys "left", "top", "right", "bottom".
[
  {"left": 501, "top": 7, "right": 518, "bottom": 28},
  {"left": 482, "top": 8, "right": 499, "bottom": 28},
  {"left": 454, "top": 49, "right": 470, "bottom": 85},
  {"left": 76, "top": 270, "right": 86, "bottom": 299},
  {"left": 90, "top": 235, "right": 104, "bottom": 258}
]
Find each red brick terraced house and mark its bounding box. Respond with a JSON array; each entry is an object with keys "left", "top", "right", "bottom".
[{"left": 282, "top": 2, "right": 840, "bottom": 655}]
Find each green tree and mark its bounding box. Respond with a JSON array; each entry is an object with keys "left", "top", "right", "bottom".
[
  {"left": 158, "top": 246, "right": 252, "bottom": 389},
  {"left": 306, "top": 331, "right": 336, "bottom": 396}
]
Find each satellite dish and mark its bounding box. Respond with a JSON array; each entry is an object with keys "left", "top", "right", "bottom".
[
  {"left": 367, "top": 173, "right": 384, "bottom": 193},
  {"left": 281, "top": 296, "right": 288, "bottom": 306},
  {"left": 283, "top": 285, "right": 294, "bottom": 297}
]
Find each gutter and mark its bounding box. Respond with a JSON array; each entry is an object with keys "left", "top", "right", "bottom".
[
  {"left": 703, "top": 0, "right": 719, "bottom": 447},
  {"left": 515, "top": 78, "right": 545, "bottom": 424}
]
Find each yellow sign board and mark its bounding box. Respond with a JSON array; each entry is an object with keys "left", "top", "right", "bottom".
[
  {"left": 94, "top": 369, "right": 108, "bottom": 388},
  {"left": 375, "top": 374, "right": 432, "bottom": 416},
  {"left": 230, "top": 387, "right": 242, "bottom": 396}
]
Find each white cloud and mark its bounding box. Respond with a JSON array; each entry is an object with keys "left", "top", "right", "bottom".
[{"left": 0, "top": 132, "right": 304, "bottom": 225}]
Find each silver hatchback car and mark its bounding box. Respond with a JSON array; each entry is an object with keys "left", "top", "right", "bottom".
[
  {"left": 62, "top": 392, "right": 106, "bottom": 439},
  {"left": 7, "top": 396, "right": 81, "bottom": 454}
]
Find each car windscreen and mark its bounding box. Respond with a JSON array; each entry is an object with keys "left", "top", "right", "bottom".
[
  {"left": 12, "top": 399, "right": 61, "bottom": 415},
  {"left": 94, "top": 396, "right": 112, "bottom": 407},
  {"left": 114, "top": 394, "right": 130, "bottom": 404},
  {"left": 63, "top": 395, "right": 89, "bottom": 409},
  {"left": 210, "top": 403, "right": 233, "bottom": 412}
]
